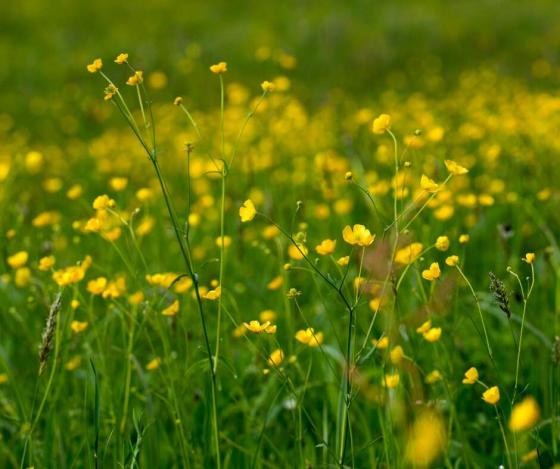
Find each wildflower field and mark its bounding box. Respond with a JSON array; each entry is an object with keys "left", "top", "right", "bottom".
[{"left": 2, "top": 1, "right": 560, "bottom": 467}]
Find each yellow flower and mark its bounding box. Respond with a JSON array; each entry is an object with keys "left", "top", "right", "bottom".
[
  {"left": 372, "top": 336, "right": 389, "bottom": 349},
  {"left": 445, "top": 255, "right": 459, "bottom": 266},
  {"left": 129, "top": 291, "right": 145, "bottom": 305},
  {"left": 87, "top": 277, "right": 107, "bottom": 295},
  {"left": 114, "top": 53, "right": 128, "bottom": 64},
  {"left": 425, "top": 370, "right": 443, "bottom": 384},
  {"left": 15, "top": 268, "right": 31, "bottom": 287},
  {"left": 239, "top": 199, "right": 256, "bottom": 222},
  {"left": 423, "top": 327, "right": 442, "bottom": 342},
  {"left": 92, "top": 194, "right": 115, "bottom": 210},
  {"left": 146, "top": 357, "right": 161, "bottom": 371},
  {"left": 162, "top": 300, "right": 180, "bottom": 316},
  {"left": 416, "top": 320, "right": 432, "bottom": 334},
  {"left": 342, "top": 224, "right": 375, "bottom": 247},
  {"left": 126, "top": 71, "right": 144, "bottom": 86},
  {"left": 395, "top": 242, "right": 423, "bottom": 265},
  {"left": 288, "top": 243, "right": 308, "bottom": 260},
  {"left": 109, "top": 177, "right": 128, "bottom": 191},
  {"left": 390, "top": 345, "right": 404, "bottom": 364},
  {"left": 174, "top": 96, "right": 183, "bottom": 106},
  {"left": 203, "top": 286, "right": 221, "bottom": 300},
  {"left": 372, "top": 114, "right": 391, "bottom": 134},
  {"left": 267, "top": 275, "right": 283, "bottom": 290},
  {"left": 422, "top": 262, "right": 441, "bottom": 281},
  {"left": 87, "top": 58, "right": 103, "bottom": 73},
  {"left": 509, "top": 396, "right": 540, "bottom": 432},
  {"left": 482, "top": 386, "right": 500, "bottom": 405},
  {"left": 315, "top": 239, "right": 336, "bottom": 256},
  {"left": 435, "top": 236, "right": 449, "bottom": 251},
  {"left": 261, "top": 80, "right": 275, "bottom": 92},
  {"left": 337, "top": 256, "right": 349, "bottom": 266},
  {"left": 65, "top": 356, "right": 81, "bottom": 371},
  {"left": 459, "top": 234, "right": 470, "bottom": 244},
  {"left": 523, "top": 252, "right": 535, "bottom": 264},
  {"left": 267, "top": 348, "right": 284, "bottom": 367},
  {"left": 71, "top": 300, "right": 80, "bottom": 310},
  {"left": 420, "top": 174, "right": 439, "bottom": 193},
  {"left": 294, "top": 328, "right": 324, "bottom": 347},
  {"left": 7, "top": 251, "right": 28, "bottom": 269},
  {"left": 243, "top": 320, "right": 276, "bottom": 334},
  {"left": 104, "top": 84, "right": 118, "bottom": 101},
  {"left": 405, "top": 411, "right": 446, "bottom": 466},
  {"left": 0, "top": 373, "right": 8, "bottom": 384},
  {"left": 444, "top": 159, "right": 469, "bottom": 175},
  {"left": 210, "top": 62, "right": 227, "bottom": 74},
  {"left": 462, "top": 367, "right": 479, "bottom": 384},
  {"left": 70, "top": 321, "right": 88, "bottom": 334},
  {"left": 383, "top": 373, "right": 400, "bottom": 388}
]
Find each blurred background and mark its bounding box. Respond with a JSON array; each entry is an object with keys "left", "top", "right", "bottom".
[{"left": 2, "top": 0, "right": 560, "bottom": 142}]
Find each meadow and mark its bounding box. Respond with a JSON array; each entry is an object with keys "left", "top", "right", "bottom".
[{"left": 1, "top": 1, "right": 560, "bottom": 467}]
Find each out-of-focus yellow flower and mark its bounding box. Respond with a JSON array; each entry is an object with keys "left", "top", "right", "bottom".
[
  {"left": 372, "top": 114, "right": 391, "bottom": 134},
  {"left": 87, "top": 277, "right": 107, "bottom": 295},
  {"left": 146, "top": 357, "right": 161, "bottom": 371},
  {"left": 383, "top": 373, "right": 400, "bottom": 388},
  {"left": 420, "top": 174, "right": 439, "bottom": 193},
  {"left": 87, "top": 58, "right": 103, "bottom": 73},
  {"left": 38, "top": 256, "right": 55, "bottom": 271},
  {"left": 390, "top": 345, "right": 404, "bottom": 364},
  {"left": 444, "top": 159, "right": 469, "bottom": 175},
  {"left": 65, "top": 356, "right": 81, "bottom": 371},
  {"left": 210, "top": 62, "right": 227, "bottom": 74},
  {"left": 395, "top": 243, "right": 423, "bottom": 265},
  {"left": 459, "top": 234, "right": 470, "bottom": 244},
  {"left": 315, "top": 239, "right": 336, "bottom": 256},
  {"left": 435, "top": 236, "right": 449, "bottom": 251},
  {"left": 71, "top": 300, "right": 80, "bottom": 310},
  {"left": 8, "top": 251, "right": 28, "bottom": 269},
  {"left": 0, "top": 373, "right": 8, "bottom": 384},
  {"left": 372, "top": 336, "right": 389, "bottom": 349},
  {"left": 425, "top": 370, "right": 443, "bottom": 384},
  {"left": 342, "top": 224, "right": 375, "bottom": 247},
  {"left": 70, "top": 321, "right": 88, "bottom": 334},
  {"left": 109, "top": 177, "right": 128, "bottom": 191},
  {"left": 239, "top": 199, "right": 256, "bottom": 222},
  {"left": 288, "top": 243, "right": 308, "bottom": 260},
  {"left": 445, "top": 255, "right": 459, "bottom": 266},
  {"left": 509, "top": 396, "right": 540, "bottom": 432},
  {"left": 423, "top": 327, "right": 442, "bottom": 342},
  {"left": 405, "top": 411, "right": 446, "bottom": 466},
  {"left": 261, "top": 80, "right": 275, "bottom": 92},
  {"left": 15, "top": 268, "right": 31, "bottom": 287},
  {"left": 267, "top": 275, "right": 283, "bottom": 290},
  {"left": 482, "top": 386, "right": 500, "bottom": 405},
  {"left": 126, "top": 71, "right": 144, "bottom": 86},
  {"left": 162, "top": 300, "right": 180, "bottom": 316},
  {"left": 462, "top": 367, "right": 479, "bottom": 384},
  {"left": 66, "top": 184, "right": 83, "bottom": 199},
  {"left": 114, "top": 53, "right": 128, "bottom": 64},
  {"left": 128, "top": 291, "right": 145, "bottom": 305},
  {"left": 104, "top": 84, "right": 118, "bottom": 101},
  {"left": 523, "top": 252, "right": 535, "bottom": 264},
  {"left": 416, "top": 320, "right": 432, "bottom": 334},
  {"left": 174, "top": 96, "right": 183, "bottom": 106},
  {"left": 337, "top": 256, "right": 349, "bottom": 266},
  {"left": 295, "top": 328, "right": 323, "bottom": 347},
  {"left": 267, "top": 348, "right": 284, "bottom": 367},
  {"left": 25, "top": 151, "right": 43, "bottom": 173},
  {"left": 93, "top": 194, "right": 115, "bottom": 210},
  {"left": 422, "top": 262, "right": 441, "bottom": 281}
]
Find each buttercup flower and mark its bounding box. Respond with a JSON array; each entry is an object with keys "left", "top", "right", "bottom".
[
  {"left": 420, "top": 174, "right": 439, "bottom": 193},
  {"left": 395, "top": 243, "right": 423, "bottom": 265},
  {"left": 445, "top": 255, "right": 459, "bottom": 266},
  {"left": 422, "top": 262, "right": 441, "bottom": 281},
  {"left": 243, "top": 320, "right": 277, "bottom": 334},
  {"left": 7, "top": 251, "right": 28, "bottom": 269},
  {"left": 87, "top": 58, "right": 103, "bottom": 73},
  {"left": 435, "top": 236, "right": 449, "bottom": 251},
  {"left": 383, "top": 373, "right": 400, "bottom": 388},
  {"left": 372, "top": 114, "right": 391, "bottom": 134},
  {"left": 239, "top": 199, "right": 256, "bottom": 222},
  {"left": 423, "top": 327, "right": 442, "bottom": 342},
  {"left": 261, "top": 80, "right": 275, "bottom": 92},
  {"left": 70, "top": 321, "right": 88, "bottom": 334},
  {"left": 444, "top": 159, "right": 469, "bottom": 175},
  {"left": 210, "top": 62, "right": 227, "bottom": 74},
  {"left": 114, "top": 53, "right": 128, "bottom": 64},
  {"left": 462, "top": 367, "right": 479, "bottom": 384},
  {"left": 267, "top": 348, "right": 284, "bottom": 367},
  {"left": 416, "top": 320, "right": 432, "bottom": 334},
  {"left": 523, "top": 252, "right": 535, "bottom": 264},
  {"left": 146, "top": 357, "right": 161, "bottom": 370},
  {"left": 482, "top": 386, "right": 500, "bottom": 405},
  {"left": 315, "top": 239, "right": 336, "bottom": 256},
  {"left": 342, "top": 224, "right": 375, "bottom": 247},
  {"left": 509, "top": 396, "right": 540, "bottom": 432},
  {"left": 295, "top": 328, "right": 324, "bottom": 347},
  {"left": 162, "top": 300, "right": 180, "bottom": 316},
  {"left": 126, "top": 71, "right": 144, "bottom": 86}
]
